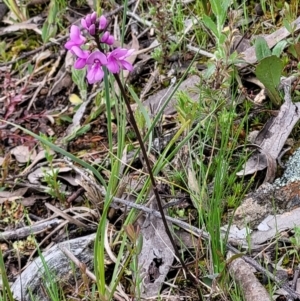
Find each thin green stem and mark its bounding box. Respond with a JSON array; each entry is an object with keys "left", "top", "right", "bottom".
[{"left": 113, "top": 73, "right": 202, "bottom": 298}]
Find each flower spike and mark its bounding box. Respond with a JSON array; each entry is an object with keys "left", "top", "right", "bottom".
[{"left": 65, "top": 12, "right": 134, "bottom": 84}]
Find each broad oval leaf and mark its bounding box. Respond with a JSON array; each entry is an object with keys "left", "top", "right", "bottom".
[
  {"left": 255, "top": 36, "right": 271, "bottom": 61},
  {"left": 255, "top": 55, "right": 283, "bottom": 106}
]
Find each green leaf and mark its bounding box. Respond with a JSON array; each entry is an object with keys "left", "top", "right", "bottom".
[
  {"left": 255, "top": 55, "right": 283, "bottom": 106},
  {"left": 255, "top": 37, "right": 271, "bottom": 61},
  {"left": 41, "top": 21, "right": 57, "bottom": 43},
  {"left": 210, "top": 0, "right": 230, "bottom": 22},
  {"left": 202, "top": 15, "right": 218, "bottom": 38},
  {"left": 283, "top": 18, "right": 293, "bottom": 33},
  {"left": 210, "top": 0, "right": 222, "bottom": 19},
  {"left": 288, "top": 44, "right": 298, "bottom": 59},
  {"left": 272, "top": 40, "right": 287, "bottom": 57},
  {"left": 288, "top": 43, "right": 300, "bottom": 60},
  {"left": 210, "top": 0, "right": 230, "bottom": 33},
  {"left": 64, "top": 124, "right": 91, "bottom": 142},
  {"left": 59, "top": 115, "right": 72, "bottom": 122},
  {"left": 204, "top": 62, "right": 216, "bottom": 79},
  {"left": 71, "top": 67, "right": 87, "bottom": 101}
]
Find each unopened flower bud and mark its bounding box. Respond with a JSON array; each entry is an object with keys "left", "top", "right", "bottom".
[
  {"left": 101, "top": 31, "right": 114, "bottom": 45},
  {"left": 99, "top": 15, "right": 107, "bottom": 30},
  {"left": 89, "top": 24, "right": 96, "bottom": 36}
]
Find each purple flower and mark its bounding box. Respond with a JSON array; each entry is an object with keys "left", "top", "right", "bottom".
[
  {"left": 71, "top": 46, "right": 90, "bottom": 69},
  {"left": 81, "top": 12, "right": 97, "bottom": 29},
  {"left": 100, "top": 31, "right": 114, "bottom": 45},
  {"left": 87, "top": 24, "right": 96, "bottom": 36},
  {"left": 81, "top": 12, "right": 97, "bottom": 36},
  {"left": 65, "top": 25, "right": 86, "bottom": 50},
  {"left": 86, "top": 50, "right": 108, "bottom": 84},
  {"left": 99, "top": 15, "right": 108, "bottom": 30},
  {"left": 106, "top": 48, "right": 134, "bottom": 73}
]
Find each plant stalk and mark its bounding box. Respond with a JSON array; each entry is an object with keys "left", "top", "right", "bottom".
[{"left": 113, "top": 73, "right": 202, "bottom": 297}]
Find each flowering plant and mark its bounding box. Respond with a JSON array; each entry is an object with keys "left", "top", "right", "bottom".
[
  {"left": 65, "top": 12, "right": 134, "bottom": 84},
  {"left": 64, "top": 12, "right": 193, "bottom": 290}
]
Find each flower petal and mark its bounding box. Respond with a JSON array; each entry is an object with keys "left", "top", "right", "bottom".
[
  {"left": 120, "top": 60, "right": 133, "bottom": 71},
  {"left": 99, "top": 15, "right": 107, "bottom": 30},
  {"left": 91, "top": 12, "right": 97, "bottom": 24},
  {"left": 89, "top": 24, "right": 96, "bottom": 36},
  {"left": 74, "top": 58, "right": 86, "bottom": 69},
  {"left": 86, "top": 51, "right": 107, "bottom": 65},
  {"left": 81, "top": 19, "right": 88, "bottom": 29},
  {"left": 93, "top": 66, "right": 104, "bottom": 82},
  {"left": 71, "top": 46, "right": 90, "bottom": 58},
  {"left": 100, "top": 31, "right": 109, "bottom": 42},
  {"left": 87, "top": 65, "right": 104, "bottom": 84},
  {"left": 65, "top": 40, "right": 75, "bottom": 50},
  {"left": 100, "top": 32, "right": 114, "bottom": 45},
  {"left": 69, "top": 25, "right": 86, "bottom": 45},
  {"left": 70, "top": 25, "right": 80, "bottom": 40},
  {"left": 106, "top": 58, "right": 120, "bottom": 73},
  {"left": 106, "top": 35, "right": 114, "bottom": 45},
  {"left": 111, "top": 48, "right": 129, "bottom": 59},
  {"left": 85, "top": 14, "right": 91, "bottom": 28},
  {"left": 122, "top": 49, "right": 135, "bottom": 58}
]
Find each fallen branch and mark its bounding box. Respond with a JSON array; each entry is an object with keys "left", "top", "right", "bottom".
[{"left": 227, "top": 251, "right": 271, "bottom": 301}]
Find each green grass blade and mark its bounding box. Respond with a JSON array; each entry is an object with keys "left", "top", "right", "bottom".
[{"left": 0, "top": 249, "right": 14, "bottom": 301}]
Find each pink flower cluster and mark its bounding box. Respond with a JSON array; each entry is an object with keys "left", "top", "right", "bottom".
[{"left": 65, "top": 13, "right": 134, "bottom": 84}]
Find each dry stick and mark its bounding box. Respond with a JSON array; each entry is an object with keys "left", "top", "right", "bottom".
[
  {"left": 113, "top": 74, "right": 203, "bottom": 299},
  {"left": 107, "top": 194, "right": 209, "bottom": 240},
  {"left": 63, "top": 158, "right": 208, "bottom": 239},
  {"left": 292, "top": 265, "right": 300, "bottom": 291},
  {"left": 226, "top": 245, "right": 300, "bottom": 300}
]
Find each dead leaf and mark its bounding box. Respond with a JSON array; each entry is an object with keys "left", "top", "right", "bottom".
[
  {"left": 137, "top": 196, "right": 174, "bottom": 298},
  {"left": 221, "top": 224, "right": 251, "bottom": 241},
  {"left": 28, "top": 166, "right": 72, "bottom": 184},
  {"left": 253, "top": 89, "right": 266, "bottom": 104},
  {"left": 32, "top": 50, "right": 52, "bottom": 65},
  {"left": 19, "top": 195, "right": 48, "bottom": 206},
  {"left": 21, "top": 149, "right": 55, "bottom": 175},
  {"left": 251, "top": 208, "right": 300, "bottom": 246},
  {"left": 0, "top": 187, "right": 28, "bottom": 198},
  {"left": 237, "top": 82, "right": 300, "bottom": 182},
  {"left": 0, "top": 15, "right": 44, "bottom": 36},
  {"left": 11, "top": 145, "right": 36, "bottom": 163},
  {"left": 58, "top": 173, "right": 81, "bottom": 186},
  {"left": 231, "top": 34, "right": 251, "bottom": 54},
  {"left": 45, "top": 203, "right": 88, "bottom": 229},
  {"left": 143, "top": 75, "right": 200, "bottom": 116},
  {"left": 49, "top": 51, "right": 74, "bottom": 95}
]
